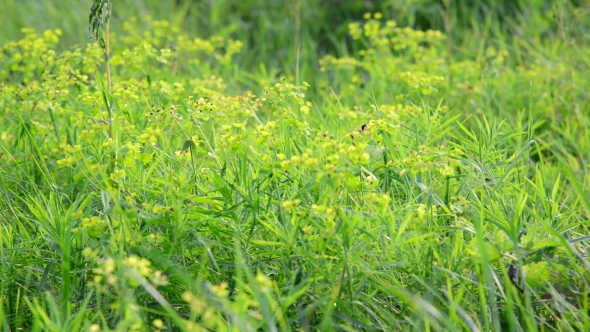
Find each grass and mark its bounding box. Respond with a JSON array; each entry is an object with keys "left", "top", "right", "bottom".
[{"left": 1, "top": 1, "right": 589, "bottom": 331}]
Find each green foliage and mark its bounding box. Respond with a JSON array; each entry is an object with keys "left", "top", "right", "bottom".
[{"left": 1, "top": 1, "right": 590, "bottom": 331}]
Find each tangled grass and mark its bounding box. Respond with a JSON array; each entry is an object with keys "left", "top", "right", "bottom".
[{"left": 1, "top": 5, "right": 590, "bottom": 332}]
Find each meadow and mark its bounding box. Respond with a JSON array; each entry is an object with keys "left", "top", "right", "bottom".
[{"left": 1, "top": 0, "right": 589, "bottom": 331}]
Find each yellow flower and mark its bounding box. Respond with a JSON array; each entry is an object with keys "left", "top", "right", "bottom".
[
  {"left": 82, "top": 216, "right": 107, "bottom": 237},
  {"left": 255, "top": 272, "right": 273, "bottom": 290},
  {"left": 212, "top": 282, "right": 229, "bottom": 297},
  {"left": 282, "top": 199, "right": 301, "bottom": 211},
  {"left": 153, "top": 319, "right": 164, "bottom": 329}
]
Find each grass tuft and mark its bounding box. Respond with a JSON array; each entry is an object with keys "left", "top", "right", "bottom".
[{"left": 1, "top": 1, "right": 589, "bottom": 331}]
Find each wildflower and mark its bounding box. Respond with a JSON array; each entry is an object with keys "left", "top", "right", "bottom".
[
  {"left": 152, "top": 205, "right": 167, "bottom": 214},
  {"left": 280, "top": 160, "right": 291, "bottom": 169},
  {"left": 325, "top": 208, "right": 336, "bottom": 220},
  {"left": 290, "top": 155, "right": 302, "bottom": 166},
  {"left": 282, "top": 199, "right": 301, "bottom": 212},
  {"left": 255, "top": 273, "right": 273, "bottom": 290},
  {"left": 365, "top": 193, "right": 391, "bottom": 205},
  {"left": 212, "top": 282, "right": 229, "bottom": 297},
  {"left": 82, "top": 216, "right": 107, "bottom": 237},
  {"left": 109, "top": 169, "right": 126, "bottom": 182},
  {"left": 151, "top": 270, "right": 169, "bottom": 286},
  {"left": 312, "top": 204, "right": 326, "bottom": 215},
  {"left": 364, "top": 175, "right": 379, "bottom": 188},
  {"left": 153, "top": 319, "right": 164, "bottom": 329},
  {"left": 93, "top": 257, "right": 116, "bottom": 276},
  {"left": 57, "top": 156, "right": 75, "bottom": 168},
  {"left": 416, "top": 204, "right": 437, "bottom": 219},
  {"left": 324, "top": 163, "right": 337, "bottom": 173}
]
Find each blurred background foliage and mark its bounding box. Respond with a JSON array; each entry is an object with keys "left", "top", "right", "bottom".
[
  {"left": 1, "top": 1, "right": 590, "bottom": 330},
  {"left": 2, "top": 0, "right": 588, "bottom": 79}
]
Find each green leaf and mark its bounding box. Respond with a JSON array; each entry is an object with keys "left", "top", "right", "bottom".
[{"left": 182, "top": 139, "right": 195, "bottom": 152}]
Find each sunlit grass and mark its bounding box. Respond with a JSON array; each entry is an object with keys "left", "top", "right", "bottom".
[{"left": 1, "top": 2, "right": 589, "bottom": 331}]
